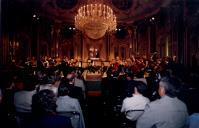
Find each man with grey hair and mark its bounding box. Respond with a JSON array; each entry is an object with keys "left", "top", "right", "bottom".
[{"left": 137, "top": 76, "right": 188, "bottom": 128}]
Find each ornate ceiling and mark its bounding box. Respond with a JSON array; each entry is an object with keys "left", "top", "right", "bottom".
[
  {"left": 40, "top": 0, "right": 172, "bottom": 24},
  {"left": 13, "top": 0, "right": 172, "bottom": 24}
]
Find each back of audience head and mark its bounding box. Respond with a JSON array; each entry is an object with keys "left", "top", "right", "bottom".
[
  {"left": 13, "top": 74, "right": 25, "bottom": 90},
  {"left": 58, "top": 82, "right": 70, "bottom": 97},
  {"left": 32, "top": 89, "right": 57, "bottom": 116},
  {"left": 76, "top": 70, "right": 82, "bottom": 79},
  {"left": 134, "top": 81, "right": 148, "bottom": 95},
  {"left": 66, "top": 73, "right": 75, "bottom": 85},
  {"left": 158, "top": 76, "right": 181, "bottom": 98},
  {"left": 23, "top": 75, "right": 37, "bottom": 91},
  {"left": 127, "top": 80, "right": 148, "bottom": 97}
]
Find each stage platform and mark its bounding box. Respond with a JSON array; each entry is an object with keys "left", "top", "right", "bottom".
[{"left": 82, "top": 60, "right": 110, "bottom": 68}]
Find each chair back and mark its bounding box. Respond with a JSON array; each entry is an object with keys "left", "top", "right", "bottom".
[
  {"left": 125, "top": 109, "right": 144, "bottom": 121},
  {"left": 125, "top": 109, "right": 144, "bottom": 115},
  {"left": 121, "top": 110, "right": 144, "bottom": 128},
  {"left": 57, "top": 111, "right": 81, "bottom": 128},
  {"left": 15, "top": 112, "right": 32, "bottom": 128}
]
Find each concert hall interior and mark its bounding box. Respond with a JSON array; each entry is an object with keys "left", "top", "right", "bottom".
[{"left": 0, "top": 0, "right": 199, "bottom": 128}]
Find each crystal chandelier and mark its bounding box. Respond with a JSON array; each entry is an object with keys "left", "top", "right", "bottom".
[{"left": 75, "top": 2, "right": 117, "bottom": 39}]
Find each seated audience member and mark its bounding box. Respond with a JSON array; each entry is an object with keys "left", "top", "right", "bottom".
[
  {"left": 74, "top": 71, "right": 86, "bottom": 99},
  {"left": 121, "top": 81, "right": 150, "bottom": 121},
  {"left": 30, "top": 89, "right": 72, "bottom": 128},
  {"left": 56, "top": 82, "right": 85, "bottom": 128},
  {"left": 38, "top": 76, "right": 58, "bottom": 96},
  {"left": 137, "top": 76, "right": 188, "bottom": 128},
  {"left": 66, "top": 73, "right": 84, "bottom": 106},
  {"left": 185, "top": 113, "right": 199, "bottom": 128},
  {"left": 14, "top": 75, "right": 36, "bottom": 113}
]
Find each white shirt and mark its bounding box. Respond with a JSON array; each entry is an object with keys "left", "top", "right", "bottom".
[
  {"left": 14, "top": 90, "right": 36, "bottom": 113},
  {"left": 121, "top": 94, "right": 150, "bottom": 121}
]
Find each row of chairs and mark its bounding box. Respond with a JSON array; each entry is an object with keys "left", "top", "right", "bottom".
[{"left": 15, "top": 111, "right": 80, "bottom": 128}]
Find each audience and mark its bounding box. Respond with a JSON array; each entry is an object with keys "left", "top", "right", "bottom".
[
  {"left": 30, "top": 89, "right": 72, "bottom": 128},
  {"left": 0, "top": 54, "right": 198, "bottom": 128},
  {"left": 74, "top": 71, "right": 86, "bottom": 99},
  {"left": 38, "top": 74, "right": 58, "bottom": 96},
  {"left": 14, "top": 75, "right": 36, "bottom": 113},
  {"left": 121, "top": 81, "right": 150, "bottom": 121},
  {"left": 56, "top": 82, "right": 85, "bottom": 128},
  {"left": 136, "top": 76, "right": 188, "bottom": 128},
  {"left": 66, "top": 73, "right": 84, "bottom": 106}
]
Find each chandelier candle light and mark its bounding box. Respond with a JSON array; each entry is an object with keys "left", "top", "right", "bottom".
[{"left": 75, "top": 3, "right": 117, "bottom": 39}]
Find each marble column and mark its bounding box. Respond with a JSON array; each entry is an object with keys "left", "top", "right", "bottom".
[
  {"left": 147, "top": 26, "right": 151, "bottom": 57},
  {"left": 133, "top": 27, "right": 138, "bottom": 54},
  {"left": 51, "top": 24, "right": 60, "bottom": 58},
  {"left": 127, "top": 29, "right": 132, "bottom": 57}
]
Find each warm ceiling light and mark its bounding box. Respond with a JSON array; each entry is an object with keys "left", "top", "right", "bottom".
[{"left": 75, "top": 2, "right": 117, "bottom": 39}]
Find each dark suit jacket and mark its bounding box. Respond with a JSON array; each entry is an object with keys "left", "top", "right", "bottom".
[{"left": 67, "top": 84, "right": 84, "bottom": 105}]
